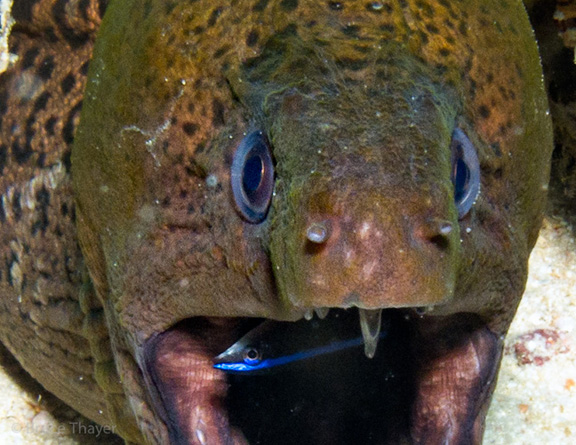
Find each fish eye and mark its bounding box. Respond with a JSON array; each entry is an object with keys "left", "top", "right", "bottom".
[
  {"left": 450, "top": 128, "right": 480, "bottom": 219},
  {"left": 242, "top": 347, "right": 262, "bottom": 366},
  {"left": 231, "top": 131, "right": 275, "bottom": 223}
]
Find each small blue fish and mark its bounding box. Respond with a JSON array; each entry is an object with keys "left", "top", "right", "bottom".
[{"left": 214, "top": 312, "right": 388, "bottom": 374}]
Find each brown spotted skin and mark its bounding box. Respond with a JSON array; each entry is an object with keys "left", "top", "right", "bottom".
[
  {"left": 0, "top": 0, "right": 132, "bottom": 438},
  {"left": 2, "top": 0, "right": 554, "bottom": 444}
]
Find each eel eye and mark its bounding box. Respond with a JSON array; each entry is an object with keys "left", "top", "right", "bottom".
[
  {"left": 450, "top": 128, "right": 480, "bottom": 219},
  {"left": 231, "top": 131, "right": 275, "bottom": 223},
  {"left": 243, "top": 347, "right": 262, "bottom": 366}
]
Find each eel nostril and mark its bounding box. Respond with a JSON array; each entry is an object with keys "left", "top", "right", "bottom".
[
  {"left": 306, "top": 221, "right": 331, "bottom": 244},
  {"left": 428, "top": 234, "right": 450, "bottom": 251},
  {"left": 422, "top": 219, "right": 453, "bottom": 251}
]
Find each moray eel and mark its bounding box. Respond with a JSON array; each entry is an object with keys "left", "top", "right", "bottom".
[{"left": 0, "top": 0, "right": 553, "bottom": 444}]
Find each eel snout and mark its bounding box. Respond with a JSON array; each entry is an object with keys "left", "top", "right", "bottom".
[{"left": 273, "top": 181, "right": 460, "bottom": 313}]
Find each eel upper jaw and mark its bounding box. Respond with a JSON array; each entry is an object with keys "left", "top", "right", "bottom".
[{"left": 358, "top": 308, "right": 384, "bottom": 358}]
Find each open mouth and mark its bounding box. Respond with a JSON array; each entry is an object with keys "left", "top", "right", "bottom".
[{"left": 142, "top": 308, "right": 419, "bottom": 444}]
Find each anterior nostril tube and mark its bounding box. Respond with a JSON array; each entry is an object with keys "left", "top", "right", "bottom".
[
  {"left": 423, "top": 219, "right": 453, "bottom": 251},
  {"left": 306, "top": 222, "right": 330, "bottom": 244},
  {"left": 439, "top": 221, "right": 453, "bottom": 235}
]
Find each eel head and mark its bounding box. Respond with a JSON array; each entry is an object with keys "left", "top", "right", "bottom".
[{"left": 71, "top": 0, "right": 553, "bottom": 443}]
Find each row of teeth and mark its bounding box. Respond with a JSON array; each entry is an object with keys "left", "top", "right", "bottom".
[
  {"left": 302, "top": 307, "right": 383, "bottom": 359},
  {"left": 303, "top": 307, "right": 330, "bottom": 320}
]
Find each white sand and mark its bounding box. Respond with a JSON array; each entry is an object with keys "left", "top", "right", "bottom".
[{"left": 485, "top": 215, "right": 576, "bottom": 444}]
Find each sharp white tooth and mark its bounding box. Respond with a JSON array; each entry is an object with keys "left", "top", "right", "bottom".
[
  {"left": 359, "top": 308, "right": 383, "bottom": 359},
  {"left": 314, "top": 307, "right": 330, "bottom": 319},
  {"left": 304, "top": 309, "right": 314, "bottom": 320}
]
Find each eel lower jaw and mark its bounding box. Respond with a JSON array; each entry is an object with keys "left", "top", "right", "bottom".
[{"left": 142, "top": 318, "right": 250, "bottom": 444}]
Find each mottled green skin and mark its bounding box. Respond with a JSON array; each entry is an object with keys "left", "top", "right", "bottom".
[
  {"left": 70, "top": 0, "right": 553, "bottom": 442},
  {"left": 0, "top": 0, "right": 554, "bottom": 444},
  {"left": 75, "top": 0, "right": 552, "bottom": 321}
]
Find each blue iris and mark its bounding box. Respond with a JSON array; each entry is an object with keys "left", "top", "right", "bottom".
[
  {"left": 451, "top": 128, "right": 480, "bottom": 218},
  {"left": 231, "top": 131, "right": 275, "bottom": 223}
]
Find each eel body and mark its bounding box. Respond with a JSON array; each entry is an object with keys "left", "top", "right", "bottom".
[{"left": 0, "top": 0, "right": 554, "bottom": 444}]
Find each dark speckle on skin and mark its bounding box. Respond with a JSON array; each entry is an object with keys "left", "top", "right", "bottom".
[
  {"left": 182, "top": 122, "right": 198, "bottom": 136},
  {"left": 246, "top": 30, "right": 259, "bottom": 47},
  {"left": 12, "top": 140, "right": 34, "bottom": 165},
  {"left": 490, "top": 143, "right": 502, "bottom": 157},
  {"left": 62, "top": 149, "right": 72, "bottom": 172},
  {"left": 478, "top": 105, "right": 490, "bottom": 119},
  {"left": 252, "top": 0, "right": 270, "bottom": 11},
  {"left": 207, "top": 8, "right": 222, "bottom": 27},
  {"left": 61, "top": 73, "right": 76, "bottom": 94},
  {"left": 45, "top": 116, "right": 58, "bottom": 135},
  {"left": 21, "top": 47, "right": 40, "bottom": 70},
  {"left": 31, "top": 186, "right": 51, "bottom": 235},
  {"left": 425, "top": 23, "right": 440, "bottom": 34},
  {"left": 342, "top": 24, "right": 361, "bottom": 37},
  {"left": 62, "top": 102, "right": 82, "bottom": 145},
  {"left": 211, "top": 99, "right": 226, "bottom": 127},
  {"left": 280, "top": 0, "right": 298, "bottom": 11},
  {"left": 80, "top": 61, "right": 90, "bottom": 76},
  {"left": 12, "top": 191, "right": 23, "bottom": 222},
  {"left": 36, "top": 151, "right": 46, "bottom": 167},
  {"left": 37, "top": 56, "right": 56, "bottom": 80},
  {"left": 438, "top": 48, "right": 451, "bottom": 57},
  {"left": 0, "top": 145, "right": 6, "bottom": 173},
  {"left": 329, "top": 1, "right": 343, "bottom": 11},
  {"left": 214, "top": 45, "right": 230, "bottom": 59},
  {"left": 33, "top": 92, "right": 51, "bottom": 112}
]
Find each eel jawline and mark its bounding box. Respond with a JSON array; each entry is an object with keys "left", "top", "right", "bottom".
[{"left": 142, "top": 322, "right": 247, "bottom": 444}]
